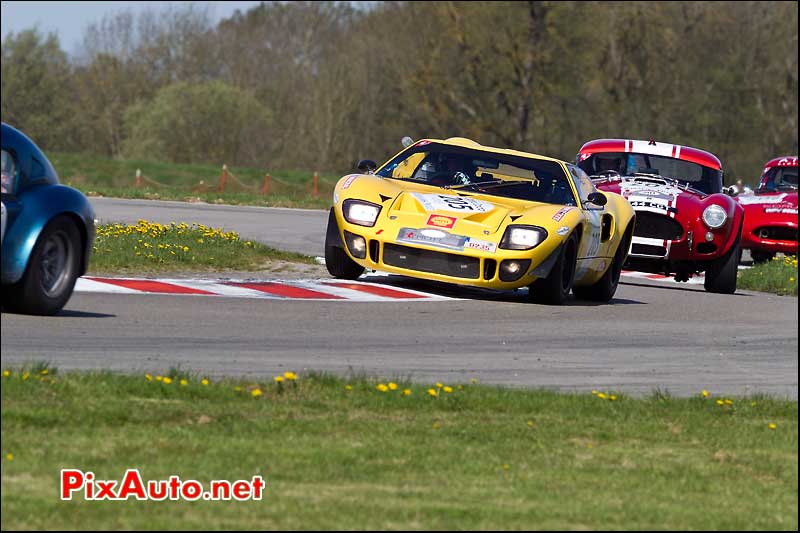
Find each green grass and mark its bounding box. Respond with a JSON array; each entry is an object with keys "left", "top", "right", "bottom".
[
  {"left": 50, "top": 152, "right": 339, "bottom": 209},
  {"left": 739, "top": 255, "right": 798, "bottom": 296},
  {"left": 89, "top": 220, "right": 315, "bottom": 275},
  {"left": 1, "top": 366, "right": 796, "bottom": 530}
]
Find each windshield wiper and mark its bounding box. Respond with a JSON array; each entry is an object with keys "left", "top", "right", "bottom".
[{"left": 443, "top": 180, "right": 509, "bottom": 190}]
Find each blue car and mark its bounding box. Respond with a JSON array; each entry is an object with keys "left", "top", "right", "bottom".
[{"left": 1, "top": 122, "right": 95, "bottom": 315}]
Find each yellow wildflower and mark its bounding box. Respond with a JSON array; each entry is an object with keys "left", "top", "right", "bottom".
[
  {"left": 724, "top": 399, "right": 733, "bottom": 405},
  {"left": 376, "top": 384, "right": 389, "bottom": 392},
  {"left": 443, "top": 386, "right": 453, "bottom": 393},
  {"left": 180, "top": 379, "right": 188, "bottom": 386},
  {"left": 251, "top": 389, "right": 263, "bottom": 398},
  {"left": 597, "top": 393, "right": 606, "bottom": 399},
  {"left": 609, "top": 395, "right": 617, "bottom": 401},
  {"left": 716, "top": 399, "right": 724, "bottom": 406},
  {"left": 145, "top": 374, "right": 153, "bottom": 381},
  {"left": 156, "top": 375, "right": 163, "bottom": 382},
  {"left": 527, "top": 420, "right": 534, "bottom": 428},
  {"left": 201, "top": 379, "right": 209, "bottom": 386},
  {"left": 283, "top": 371, "right": 297, "bottom": 380},
  {"left": 345, "top": 385, "right": 353, "bottom": 391},
  {"left": 471, "top": 378, "right": 478, "bottom": 384},
  {"left": 40, "top": 369, "right": 48, "bottom": 375},
  {"left": 768, "top": 423, "right": 777, "bottom": 430},
  {"left": 388, "top": 382, "right": 398, "bottom": 390},
  {"left": 402, "top": 389, "right": 412, "bottom": 396},
  {"left": 234, "top": 386, "right": 242, "bottom": 392},
  {"left": 2, "top": 370, "right": 10, "bottom": 377},
  {"left": 702, "top": 390, "right": 709, "bottom": 398},
  {"left": 274, "top": 376, "right": 285, "bottom": 383},
  {"left": 427, "top": 388, "right": 438, "bottom": 397},
  {"left": 5, "top": 453, "right": 12, "bottom": 461},
  {"left": 22, "top": 372, "right": 30, "bottom": 381},
  {"left": 592, "top": 390, "right": 599, "bottom": 395},
  {"left": 163, "top": 377, "right": 173, "bottom": 385},
  {"left": 436, "top": 382, "right": 443, "bottom": 389}
]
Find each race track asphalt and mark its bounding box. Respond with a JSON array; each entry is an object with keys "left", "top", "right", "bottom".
[{"left": 1, "top": 198, "right": 797, "bottom": 398}]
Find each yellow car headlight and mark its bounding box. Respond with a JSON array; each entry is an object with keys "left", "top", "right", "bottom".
[
  {"left": 500, "top": 225, "right": 548, "bottom": 250},
  {"left": 343, "top": 200, "right": 381, "bottom": 227}
]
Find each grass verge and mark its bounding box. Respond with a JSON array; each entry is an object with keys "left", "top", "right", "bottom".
[
  {"left": 1, "top": 366, "right": 797, "bottom": 530},
  {"left": 50, "top": 152, "right": 338, "bottom": 209},
  {"left": 89, "top": 220, "right": 315, "bottom": 275},
  {"left": 738, "top": 255, "right": 798, "bottom": 296}
]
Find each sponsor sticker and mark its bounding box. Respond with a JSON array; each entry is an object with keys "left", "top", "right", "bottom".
[
  {"left": 737, "top": 193, "right": 788, "bottom": 205},
  {"left": 764, "top": 207, "right": 798, "bottom": 214},
  {"left": 556, "top": 226, "right": 570, "bottom": 236},
  {"left": 464, "top": 237, "right": 497, "bottom": 253},
  {"left": 426, "top": 214, "right": 457, "bottom": 228},
  {"left": 777, "top": 157, "right": 798, "bottom": 166},
  {"left": 341, "top": 175, "right": 358, "bottom": 189},
  {"left": 552, "top": 207, "right": 573, "bottom": 222},
  {"left": 411, "top": 193, "right": 494, "bottom": 214}
]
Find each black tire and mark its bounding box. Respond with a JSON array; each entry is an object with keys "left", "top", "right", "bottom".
[
  {"left": 324, "top": 210, "right": 364, "bottom": 280},
  {"left": 5, "top": 215, "right": 82, "bottom": 315},
  {"left": 750, "top": 250, "right": 775, "bottom": 264},
  {"left": 573, "top": 226, "right": 632, "bottom": 303},
  {"left": 704, "top": 240, "right": 741, "bottom": 294},
  {"left": 528, "top": 234, "right": 578, "bottom": 305}
]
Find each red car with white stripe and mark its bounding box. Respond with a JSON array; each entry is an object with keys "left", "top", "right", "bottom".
[
  {"left": 576, "top": 139, "right": 743, "bottom": 294},
  {"left": 736, "top": 156, "right": 798, "bottom": 263}
]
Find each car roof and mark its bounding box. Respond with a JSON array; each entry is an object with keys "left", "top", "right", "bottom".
[
  {"left": 415, "top": 137, "right": 568, "bottom": 166},
  {"left": 577, "top": 138, "right": 722, "bottom": 171},
  {"left": 763, "top": 156, "right": 798, "bottom": 168}
]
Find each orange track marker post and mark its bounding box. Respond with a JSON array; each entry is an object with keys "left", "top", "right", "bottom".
[
  {"left": 219, "top": 164, "right": 228, "bottom": 193},
  {"left": 135, "top": 169, "right": 142, "bottom": 188},
  {"left": 312, "top": 171, "right": 319, "bottom": 199},
  {"left": 261, "top": 173, "right": 271, "bottom": 195}
]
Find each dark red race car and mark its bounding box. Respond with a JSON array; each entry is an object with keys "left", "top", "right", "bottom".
[
  {"left": 576, "top": 139, "right": 744, "bottom": 294},
  {"left": 736, "top": 156, "right": 798, "bottom": 263}
]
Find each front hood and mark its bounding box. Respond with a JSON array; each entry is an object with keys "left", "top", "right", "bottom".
[
  {"left": 595, "top": 176, "right": 705, "bottom": 215},
  {"left": 737, "top": 191, "right": 798, "bottom": 215},
  {"left": 388, "top": 190, "right": 518, "bottom": 233}
]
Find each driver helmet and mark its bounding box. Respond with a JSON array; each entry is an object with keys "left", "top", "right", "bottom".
[{"left": 417, "top": 160, "right": 438, "bottom": 180}]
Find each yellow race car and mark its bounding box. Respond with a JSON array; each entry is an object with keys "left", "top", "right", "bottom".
[{"left": 325, "top": 137, "right": 635, "bottom": 304}]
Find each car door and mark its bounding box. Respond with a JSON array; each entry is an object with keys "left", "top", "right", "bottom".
[{"left": 566, "top": 164, "right": 616, "bottom": 280}]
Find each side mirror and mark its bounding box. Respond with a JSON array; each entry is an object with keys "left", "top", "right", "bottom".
[
  {"left": 586, "top": 191, "right": 607, "bottom": 206},
  {"left": 357, "top": 160, "right": 377, "bottom": 174}
]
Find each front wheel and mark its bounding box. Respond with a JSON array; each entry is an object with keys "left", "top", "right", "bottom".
[
  {"left": 5, "top": 215, "right": 82, "bottom": 315},
  {"left": 704, "top": 242, "right": 741, "bottom": 294},
  {"left": 528, "top": 234, "right": 577, "bottom": 305},
  {"left": 324, "top": 209, "right": 364, "bottom": 280}
]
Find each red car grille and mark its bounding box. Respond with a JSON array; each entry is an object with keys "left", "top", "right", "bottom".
[{"left": 633, "top": 212, "right": 684, "bottom": 241}]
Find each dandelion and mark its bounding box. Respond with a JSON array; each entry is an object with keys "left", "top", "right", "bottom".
[
  {"left": 162, "top": 377, "right": 173, "bottom": 385},
  {"left": 145, "top": 374, "right": 153, "bottom": 381},
  {"left": 40, "top": 369, "right": 49, "bottom": 375},
  {"left": 284, "top": 371, "right": 298, "bottom": 381},
  {"left": 702, "top": 390, "right": 710, "bottom": 398},
  {"left": 436, "top": 382, "right": 444, "bottom": 389},
  {"left": 156, "top": 375, "right": 163, "bottom": 382},
  {"left": 402, "top": 389, "right": 412, "bottom": 396},
  {"left": 427, "top": 388, "right": 438, "bottom": 397},
  {"left": 592, "top": 390, "right": 599, "bottom": 395},
  {"left": 376, "top": 383, "right": 389, "bottom": 392},
  {"left": 345, "top": 385, "right": 353, "bottom": 391},
  {"left": 527, "top": 420, "right": 534, "bottom": 428},
  {"left": 724, "top": 399, "right": 733, "bottom": 405},
  {"left": 388, "top": 382, "right": 398, "bottom": 391},
  {"left": 201, "top": 379, "right": 209, "bottom": 386},
  {"left": 457, "top": 385, "right": 464, "bottom": 391},
  {"left": 751, "top": 401, "right": 757, "bottom": 407},
  {"left": 432, "top": 422, "right": 441, "bottom": 430},
  {"left": 180, "top": 379, "right": 188, "bottom": 386},
  {"left": 443, "top": 386, "right": 453, "bottom": 393},
  {"left": 609, "top": 395, "right": 617, "bottom": 401},
  {"left": 22, "top": 372, "right": 30, "bottom": 381},
  {"left": 5, "top": 453, "right": 12, "bottom": 461},
  {"left": 502, "top": 464, "right": 510, "bottom": 471},
  {"left": 2, "top": 370, "right": 10, "bottom": 377},
  {"left": 716, "top": 399, "right": 724, "bottom": 406},
  {"left": 234, "top": 386, "right": 242, "bottom": 392},
  {"left": 182, "top": 246, "right": 189, "bottom": 252},
  {"left": 471, "top": 378, "right": 478, "bottom": 384},
  {"left": 768, "top": 423, "right": 777, "bottom": 430},
  {"left": 597, "top": 392, "right": 606, "bottom": 399},
  {"left": 251, "top": 389, "right": 263, "bottom": 398},
  {"left": 274, "top": 376, "right": 285, "bottom": 384}
]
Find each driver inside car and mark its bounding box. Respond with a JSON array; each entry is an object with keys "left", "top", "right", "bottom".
[
  {"left": 594, "top": 154, "right": 624, "bottom": 175},
  {"left": 425, "top": 155, "right": 476, "bottom": 186}
]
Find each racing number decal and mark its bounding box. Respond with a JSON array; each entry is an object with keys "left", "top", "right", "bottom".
[{"left": 438, "top": 195, "right": 477, "bottom": 210}]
